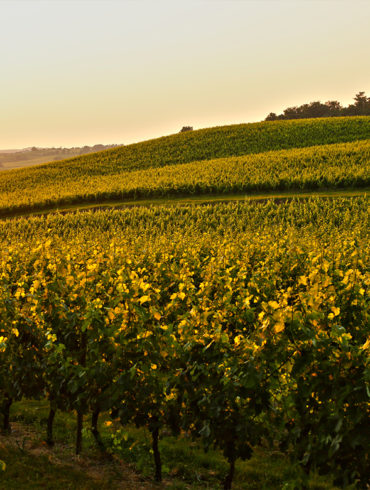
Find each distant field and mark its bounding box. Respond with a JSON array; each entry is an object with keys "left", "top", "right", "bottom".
[
  {"left": 0, "top": 153, "right": 77, "bottom": 170},
  {"left": 0, "top": 144, "right": 121, "bottom": 171}
]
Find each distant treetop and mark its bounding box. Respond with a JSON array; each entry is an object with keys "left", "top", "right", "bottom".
[
  {"left": 180, "top": 126, "right": 193, "bottom": 132},
  {"left": 266, "top": 92, "right": 370, "bottom": 121}
]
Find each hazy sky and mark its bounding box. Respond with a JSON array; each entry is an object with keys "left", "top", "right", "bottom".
[{"left": 1, "top": 0, "right": 370, "bottom": 148}]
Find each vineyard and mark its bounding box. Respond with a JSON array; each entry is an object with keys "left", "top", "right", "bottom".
[
  {"left": 0, "top": 139, "right": 369, "bottom": 216},
  {"left": 0, "top": 198, "right": 369, "bottom": 488},
  {"left": 0, "top": 117, "right": 369, "bottom": 216},
  {"left": 0, "top": 113, "right": 369, "bottom": 488}
]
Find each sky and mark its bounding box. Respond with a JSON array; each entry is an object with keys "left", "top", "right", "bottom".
[{"left": 1, "top": 0, "right": 370, "bottom": 149}]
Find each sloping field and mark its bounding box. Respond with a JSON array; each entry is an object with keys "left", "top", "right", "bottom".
[
  {"left": 0, "top": 139, "right": 369, "bottom": 215},
  {"left": 3, "top": 117, "right": 370, "bottom": 179}
]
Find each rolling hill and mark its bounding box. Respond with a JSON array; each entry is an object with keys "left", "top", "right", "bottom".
[{"left": 0, "top": 116, "right": 369, "bottom": 216}]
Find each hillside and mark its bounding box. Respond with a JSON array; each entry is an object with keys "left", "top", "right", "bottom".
[
  {"left": 8, "top": 116, "right": 370, "bottom": 176},
  {"left": 0, "top": 140, "right": 369, "bottom": 216},
  {"left": 0, "top": 116, "right": 369, "bottom": 216}
]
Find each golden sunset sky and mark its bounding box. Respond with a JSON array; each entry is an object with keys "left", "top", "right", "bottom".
[{"left": 1, "top": 0, "right": 370, "bottom": 148}]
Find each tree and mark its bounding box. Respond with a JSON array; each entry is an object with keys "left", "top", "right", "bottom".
[
  {"left": 265, "top": 112, "right": 278, "bottom": 121},
  {"left": 353, "top": 91, "right": 370, "bottom": 115},
  {"left": 180, "top": 126, "right": 193, "bottom": 132},
  {"left": 265, "top": 92, "right": 369, "bottom": 120},
  {"left": 325, "top": 100, "right": 342, "bottom": 116}
]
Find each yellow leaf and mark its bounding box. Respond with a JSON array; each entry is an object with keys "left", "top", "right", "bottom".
[
  {"left": 178, "top": 291, "right": 186, "bottom": 300},
  {"left": 274, "top": 322, "right": 285, "bottom": 333},
  {"left": 154, "top": 312, "right": 161, "bottom": 321},
  {"left": 234, "top": 335, "right": 243, "bottom": 346},
  {"left": 151, "top": 364, "right": 157, "bottom": 370},
  {"left": 331, "top": 306, "right": 340, "bottom": 317},
  {"left": 139, "top": 295, "right": 150, "bottom": 304},
  {"left": 298, "top": 276, "right": 308, "bottom": 286},
  {"left": 322, "top": 260, "right": 330, "bottom": 273},
  {"left": 268, "top": 301, "right": 280, "bottom": 310},
  {"left": 361, "top": 338, "right": 370, "bottom": 350}
]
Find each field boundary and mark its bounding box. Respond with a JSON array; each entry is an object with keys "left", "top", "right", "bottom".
[{"left": 1, "top": 187, "right": 368, "bottom": 220}]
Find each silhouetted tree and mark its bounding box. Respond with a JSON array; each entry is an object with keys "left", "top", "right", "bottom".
[
  {"left": 265, "top": 92, "right": 369, "bottom": 120},
  {"left": 265, "top": 112, "right": 278, "bottom": 121},
  {"left": 325, "top": 100, "right": 342, "bottom": 116},
  {"left": 180, "top": 126, "right": 193, "bottom": 132},
  {"left": 353, "top": 91, "right": 370, "bottom": 115}
]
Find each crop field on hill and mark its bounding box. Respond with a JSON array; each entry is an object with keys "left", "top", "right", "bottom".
[
  {"left": 1, "top": 198, "right": 369, "bottom": 488},
  {"left": 0, "top": 139, "right": 369, "bottom": 215},
  {"left": 12, "top": 116, "right": 370, "bottom": 176},
  {"left": 0, "top": 117, "right": 368, "bottom": 184}
]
